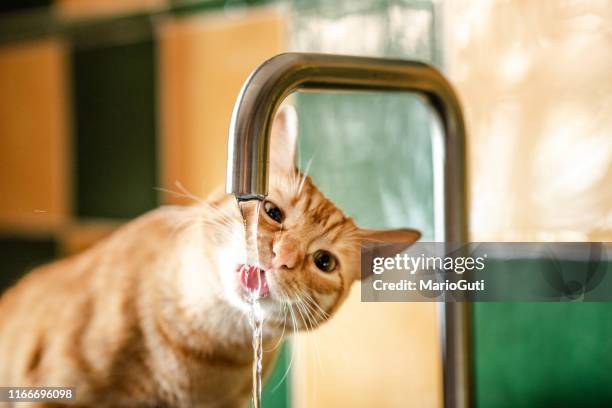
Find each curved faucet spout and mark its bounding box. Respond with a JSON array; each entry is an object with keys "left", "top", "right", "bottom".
[
  {"left": 227, "top": 53, "right": 464, "bottom": 204},
  {"left": 225, "top": 52, "right": 470, "bottom": 408}
]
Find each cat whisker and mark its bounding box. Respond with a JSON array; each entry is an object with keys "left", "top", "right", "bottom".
[
  {"left": 267, "top": 288, "right": 300, "bottom": 393},
  {"left": 173, "top": 181, "right": 205, "bottom": 203},
  {"left": 292, "top": 294, "right": 325, "bottom": 376},
  {"left": 297, "top": 156, "right": 315, "bottom": 196},
  {"left": 298, "top": 294, "right": 318, "bottom": 329},
  {"left": 300, "top": 292, "right": 351, "bottom": 368},
  {"left": 300, "top": 291, "right": 329, "bottom": 321},
  {"left": 154, "top": 183, "right": 205, "bottom": 205},
  {"left": 292, "top": 289, "right": 326, "bottom": 326},
  {"left": 170, "top": 214, "right": 241, "bottom": 244},
  {"left": 263, "top": 303, "right": 288, "bottom": 353},
  {"left": 294, "top": 300, "right": 310, "bottom": 332},
  {"left": 293, "top": 296, "right": 308, "bottom": 331}
]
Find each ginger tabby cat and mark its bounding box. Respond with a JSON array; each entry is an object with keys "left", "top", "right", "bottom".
[{"left": 0, "top": 106, "right": 420, "bottom": 407}]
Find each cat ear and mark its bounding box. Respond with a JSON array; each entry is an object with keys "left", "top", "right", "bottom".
[
  {"left": 359, "top": 228, "right": 422, "bottom": 279},
  {"left": 270, "top": 103, "right": 298, "bottom": 175},
  {"left": 360, "top": 228, "right": 421, "bottom": 247}
]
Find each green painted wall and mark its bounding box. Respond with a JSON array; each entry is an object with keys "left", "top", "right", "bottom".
[
  {"left": 296, "top": 93, "right": 435, "bottom": 236},
  {"left": 0, "top": 236, "right": 57, "bottom": 292},
  {"left": 72, "top": 39, "right": 158, "bottom": 219},
  {"left": 261, "top": 342, "right": 292, "bottom": 408},
  {"left": 473, "top": 261, "right": 612, "bottom": 408}
]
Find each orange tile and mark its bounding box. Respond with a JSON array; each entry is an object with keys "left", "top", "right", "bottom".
[
  {"left": 56, "top": 0, "right": 166, "bottom": 18},
  {"left": 157, "top": 7, "right": 288, "bottom": 205},
  {"left": 0, "top": 38, "right": 71, "bottom": 234}
]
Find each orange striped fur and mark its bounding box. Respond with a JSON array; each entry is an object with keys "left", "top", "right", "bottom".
[{"left": 0, "top": 106, "right": 420, "bottom": 407}]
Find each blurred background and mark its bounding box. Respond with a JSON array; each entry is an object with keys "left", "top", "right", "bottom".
[{"left": 0, "top": 0, "right": 610, "bottom": 407}]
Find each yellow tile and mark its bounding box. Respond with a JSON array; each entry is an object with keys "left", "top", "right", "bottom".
[
  {"left": 445, "top": 0, "right": 612, "bottom": 241},
  {"left": 56, "top": 0, "right": 167, "bottom": 18},
  {"left": 157, "top": 6, "right": 288, "bottom": 205},
  {"left": 0, "top": 38, "right": 70, "bottom": 234},
  {"left": 292, "top": 288, "right": 442, "bottom": 408}
]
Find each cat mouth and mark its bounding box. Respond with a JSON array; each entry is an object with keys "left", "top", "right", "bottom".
[{"left": 238, "top": 264, "right": 270, "bottom": 298}]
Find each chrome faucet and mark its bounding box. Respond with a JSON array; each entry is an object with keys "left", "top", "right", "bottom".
[{"left": 226, "top": 52, "right": 470, "bottom": 408}]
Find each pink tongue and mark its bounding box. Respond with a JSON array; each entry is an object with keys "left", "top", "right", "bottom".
[{"left": 240, "top": 265, "right": 269, "bottom": 298}]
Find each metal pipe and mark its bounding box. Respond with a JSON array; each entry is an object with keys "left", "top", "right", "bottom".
[{"left": 226, "top": 52, "right": 471, "bottom": 408}]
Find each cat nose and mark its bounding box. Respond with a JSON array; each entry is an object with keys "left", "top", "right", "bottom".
[{"left": 272, "top": 237, "right": 299, "bottom": 270}]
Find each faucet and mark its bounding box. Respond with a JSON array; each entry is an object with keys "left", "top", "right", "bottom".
[{"left": 225, "top": 52, "right": 470, "bottom": 408}]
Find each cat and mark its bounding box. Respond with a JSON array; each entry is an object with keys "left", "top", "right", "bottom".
[{"left": 0, "top": 105, "right": 420, "bottom": 408}]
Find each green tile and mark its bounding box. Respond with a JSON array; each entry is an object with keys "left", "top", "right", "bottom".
[
  {"left": 170, "top": 0, "right": 275, "bottom": 16},
  {"left": 297, "top": 92, "right": 435, "bottom": 236},
  {"left": 261, "top": 341, "right": 292, "bottom": 408},
  {"left": 71, "top": 39, "right": 158, "bottom": 219},
  {"left": 0, "top": 0, "right": 51, "bottom": 15},
  {"left": 0, "top": 235, "right": 57, "bottom": 294},
  {"left": 473, "top": 261, "right": 612, "bottom": 408}
]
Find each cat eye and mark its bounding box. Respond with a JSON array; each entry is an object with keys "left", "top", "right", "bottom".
[
  {"left": 263, "top": 200, "right": 283, "bottom": 223},
  {"left": 313, "top": 250, "right": 337, "bottom": 273}
]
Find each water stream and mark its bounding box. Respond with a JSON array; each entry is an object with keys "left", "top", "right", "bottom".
[
  {"left": 237, "top": 199, "right": 264, "bottom": 408},
  {"left": 248, "top": 292, "right": 264, "bottom": 408}
]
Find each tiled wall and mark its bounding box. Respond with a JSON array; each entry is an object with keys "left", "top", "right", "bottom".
[
  {"left": 0, "top": 2, "right": 287, "bottom": 271},
  {"left": 0, "top": 4, "right": 289, "bottom": 406},
  {"left": 0, "top": 36, "right": 72, "bottom": 292},
  {"left": 5, "top": 2, "right": 610, "bottom": 408},
  {"left": 158, "top": 7, "right": 286, "bottom": 204},
  {"left": 0, "top": 38, "right": 70, "bottom": 233},
  {"left": 445, "top": 1, "right": 612, "bottom": 406},
  {"left": 290, "top": 1, "right": 443, "bottom": 407}
]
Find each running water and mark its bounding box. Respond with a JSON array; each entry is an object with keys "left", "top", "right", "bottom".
[
  {"left": 237, "top": 199, "right": 264, "bottom": 408},
  {"left": 248, "top": 292, "right": 264, "bottom": 408}
]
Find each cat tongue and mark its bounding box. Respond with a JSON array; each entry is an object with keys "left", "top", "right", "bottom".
[{"left": 240, "top": 265, "right": 269, "bottom": 298}]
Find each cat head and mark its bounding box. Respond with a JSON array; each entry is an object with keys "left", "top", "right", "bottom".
[{"left": 225, "top": 104, "right": 420, "bottom": 332}]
